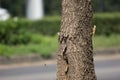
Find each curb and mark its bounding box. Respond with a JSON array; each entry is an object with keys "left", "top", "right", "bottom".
[{"left": 0, "top": 47, "right": 120, "bottom": 64}]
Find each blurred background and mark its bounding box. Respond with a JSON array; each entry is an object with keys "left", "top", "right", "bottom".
[{"left": 0, "top": 0, "right": 120, "bottom": 80}]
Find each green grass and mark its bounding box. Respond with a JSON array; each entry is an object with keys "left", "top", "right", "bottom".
[
  {"left": 0, "top": 34, "right": 120, "bottom": 57},
  {"left": 94, "top": 12, "right": 120, "bottom": 18},
  {"left": 0, "top": 35, "right": 58, "bottom": 57},
  {"left": 93, "top": 34, "right": 120, "bottom": 48}
]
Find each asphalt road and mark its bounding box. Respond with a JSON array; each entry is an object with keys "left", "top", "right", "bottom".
[{"left": 0, "top": 58, "right": 120, "bottom": 80}]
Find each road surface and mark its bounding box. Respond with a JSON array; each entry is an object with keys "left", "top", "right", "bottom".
[{"left": 0, "top": 56, "right": 120, "bottom": 80}]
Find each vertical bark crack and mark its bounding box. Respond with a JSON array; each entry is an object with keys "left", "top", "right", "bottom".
[{"left": 58, "top": 32, "right": 69, "bottom": 79}]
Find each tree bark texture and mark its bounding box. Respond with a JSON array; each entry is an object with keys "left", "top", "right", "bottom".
[{"left": 57, "top": 0, "right": 97, "bottom": 80}]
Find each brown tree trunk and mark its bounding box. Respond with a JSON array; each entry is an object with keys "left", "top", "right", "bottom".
[{"left": 57, "top": 0, "right": 97, "bottom": 80}]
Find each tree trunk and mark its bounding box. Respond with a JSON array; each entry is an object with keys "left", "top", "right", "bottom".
[{"left": 57, "top": 0, "right": 97, "bottom": 80}]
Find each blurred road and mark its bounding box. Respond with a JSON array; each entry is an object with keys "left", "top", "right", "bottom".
[{"left": 0, "top": 56, "right": 120, "bottom": 80}]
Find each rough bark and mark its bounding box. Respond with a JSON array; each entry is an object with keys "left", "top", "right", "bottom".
[{"left": 57, "top": 0, "right": 97, "bottom": 80}]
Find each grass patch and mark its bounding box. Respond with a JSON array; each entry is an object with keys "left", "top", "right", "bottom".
[
  {"left": 0, "top": 35, "right": 58, "bottom": 57},
  {"left": 93, "top": 34, "right": 120, "bottom": 48},
  {"left": 0, "top": 34, "right": 120, "bottom": 57},
  {"left": 94, "top": 12, "right": 120, "bottom": 18}
]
